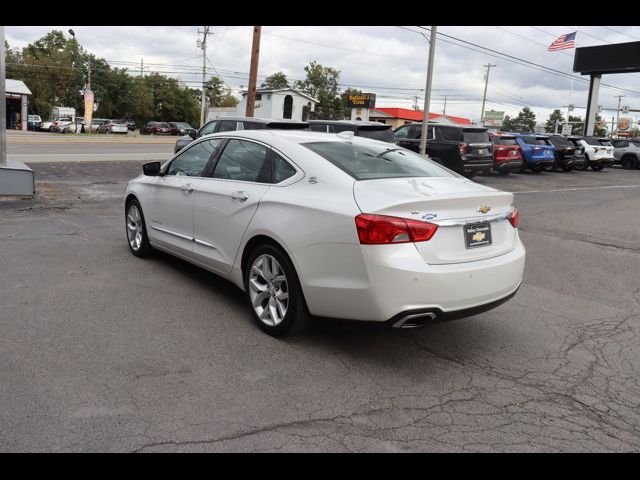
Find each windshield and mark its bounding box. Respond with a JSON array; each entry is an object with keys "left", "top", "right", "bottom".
[
  {"left": 548, "top": 136, "right": 572, "bottom": 147},
  {"left": 463, "top": 130, "right": 490, "bottom": 144},
  {"left": 492, "top": 137, "right": 517, "bottom": 146},
  {"left": 302, "top": 141, "right": 456, "bottom": 180},
  {"left": 174, "top": 122, "right": 192, "bottom": 129},
  {"left": 583, "top": 136, "right": 601, "bottom": 146}
]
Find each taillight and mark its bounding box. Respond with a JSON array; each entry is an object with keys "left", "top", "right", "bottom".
[
  {"left": 355, "top": 214, "right": 438, "bottom": 244},
  {"left": 508, "top": 208, "right": 519, "bottom": 228},
  {"left": 154, "top": 127, "right": 160, "bottom": 132},
  {"left": 459, "top": 143, "right": 468, "bottom": 156}
]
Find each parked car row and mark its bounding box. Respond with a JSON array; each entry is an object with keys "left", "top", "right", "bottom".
[{"left": 140, "top": 121, "right": 196, "bottom": 136}]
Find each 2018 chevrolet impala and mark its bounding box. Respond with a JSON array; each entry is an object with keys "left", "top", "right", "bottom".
[{"left": 124, "top": 130, "right": 525, "bottom": 336}]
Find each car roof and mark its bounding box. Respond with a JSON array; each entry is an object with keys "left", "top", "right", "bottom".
[
  {"left": 200, "top": 127, "right": 392, "bottom": 146},
  {"left": 307, "top": 119, "right": 385, "bottom": 126},
  {"left": 210, "top": 116, "right": 307, "bottom": 125},
  {"left": 403, "top": 121, "right": 461, "bottom": 129}
]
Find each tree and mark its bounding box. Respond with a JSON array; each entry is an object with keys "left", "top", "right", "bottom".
[
  {"left": 294, "top": 61, "right": 341, "bottom": 116},
  {"left": 261, "top": 71, "right": 289, "bottom": 89},
  {"left": 501, "top": 107, "right": 536, "bottom": 132},
  {"left": 545, "top": 109, "right": 565, "bottom": 133},
  {"left": 594, "top": 113, "right": 608, "bottom": 137},
  {"left": 205, "top": 76, "right": 238, "bottom": 108}
]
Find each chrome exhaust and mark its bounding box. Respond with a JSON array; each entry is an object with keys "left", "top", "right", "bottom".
[{"left": 392, "top": 312, "right": 436, "bottom": 329}]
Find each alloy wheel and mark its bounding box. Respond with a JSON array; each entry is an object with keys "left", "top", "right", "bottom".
[
  {"left": 249, "top": 254, "right": 289, "bottom": 326},
  {"left": 126, "top": 204, "right": 143, "bottom": 251}
]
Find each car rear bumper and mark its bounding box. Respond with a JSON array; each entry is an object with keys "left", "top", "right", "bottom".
[
  {"left": 297, "top": 240, "right": 526, "bottom": 322},
  {"left": 494, "top": 159, "right": 523, "bottom": 171}
]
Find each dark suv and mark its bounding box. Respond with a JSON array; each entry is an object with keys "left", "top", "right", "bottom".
[
  {"left": 394, "top": 122, "right": 486, "bottom": 176},
  {"left": 174, "top": 117, "right": 309, "bottom": 153},
  {"left": 461, "top": 127, "right": 494, "bottom": 175},
  {"left": 307, "top": 120, "right": 397, "bottom": 143},
  {"left": 547, "top": 134, "right": 584, "bottom": 172}
]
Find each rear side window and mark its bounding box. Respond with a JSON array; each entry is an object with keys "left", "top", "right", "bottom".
[
  {"left": 583, "top": 136, "right": 601, "bottom": 146},
  {"left": 357, "top": 127, "right": 396, "bottom": 143},
  {"left": 309, "top": 124, "right": 328, "bottom": 132},
  {"left": 394, "top": 125, "right": 411, "bottom": 138},
  {"left": 272, "top": 152, "right": 297, "bottom": 183},
  {"left": 213, "top": 139, "right": 271, "bottom": 183},
  {"left": 242, "top": 121, "right": 266, "bottom": 130},
  {"left": 303, "top": 141, "right": 456, "bottom": 180},
  {"left": 438, "top": 127, "right": 463, "bottom": 142}
]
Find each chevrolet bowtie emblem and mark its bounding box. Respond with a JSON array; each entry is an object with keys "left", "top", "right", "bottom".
[
  {"left": 472, "top": 231, "right": 486, "bottom": 242},
  {"left": 477, "top": 204, "right": 491, "bottom": 214}
]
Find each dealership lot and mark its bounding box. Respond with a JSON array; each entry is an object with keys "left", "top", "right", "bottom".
[{"left": 1, "top": 161, "right": 639, "bottom": 452}]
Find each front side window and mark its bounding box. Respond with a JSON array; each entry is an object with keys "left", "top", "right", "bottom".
[
  {"left": 200, "top": 121, "right": 217, "bottom": 136},
  {"left": 303, "top": 141, "right": 456, "bottom": 180},
  {"left": 218, "top": 120, "right": 238, "bottom": 132},
  {"left": 166, "top": 139, "right": 221, "bottom": 177},
  {"left": 212, "top": 139, "right": 270, "bottom": 183},
  {"left": 394, "top": 126, "right": 411, "bottom": 139},
  {"left": 273, "top": 152, "right": 297, "bottom": 183}
]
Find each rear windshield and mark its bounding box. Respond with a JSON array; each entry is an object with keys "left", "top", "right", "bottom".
[
  {"left": 522, "top": 136, "right": 550, "bottom": 146},
  {"left": 598, "top": 140, "right": 612, "bottom": 146},
  {"left": 548, "top": 136, "right": 572, "bottom": 147},
  {"left": 463, "top": 130, "right": 490, "bottom": 144},
  {"left": 583, "top": 136, "right": 600, "bottom": 146},
  {"left": 438, "top": 127, "right": 464, "bottom": 142},
  {"left": 357, "top": 127, "right": 397, "bottom": 143},
  {"left": 492, "top": 136, "right": 517, "bottom": 146},
  {"left": 302, "top": 141, "right": 456, "bottom": 180}
]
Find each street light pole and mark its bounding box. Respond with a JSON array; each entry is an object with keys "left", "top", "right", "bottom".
[
  {"left": 615, "top": 95, "right": 624, "bottom": 138},
  {"left": 480, "top": 63, "right": 496, "bottom": 127},
  {"left": 419, "top": 26, "right": 437, "bottom": 156},
  {"left": 1, "top": 25, "right": 6, "bottom": 165}
]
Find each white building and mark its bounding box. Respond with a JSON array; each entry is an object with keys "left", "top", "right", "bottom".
[
  {"left": 237, "top": 88, "right": 318, "bottom": 121},
  {"left": 5, "top": 79, "right": 31, "bottom": 131}
]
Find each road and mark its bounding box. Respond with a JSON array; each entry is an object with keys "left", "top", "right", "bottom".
[{"left": 1, "top": 161, "right": 639, "bottom": 452}]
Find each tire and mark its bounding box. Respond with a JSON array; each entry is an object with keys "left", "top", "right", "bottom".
[
  {"left": 562, "top": 165, "right": 573, "bottom": 172},
  {"left": 591, "top": 163, "right": 604, "bottom": 171},
  {"left": 125, "top": 199, "right": 153, "bottom": 257},
  {"left": 244, "top": 244, "right": 311, "bottom": 337},
  {"left": 499, "top": 170, "right": 510, "bottom": 175},
  {"left": 621, "top": 156, "right": 638, "bottom": 170},
  {"left": 530, "top": 166, "right": 542, "bottom": 173},
  {"left": 543, "top": 162, "right": 556, "bottom": 172}
]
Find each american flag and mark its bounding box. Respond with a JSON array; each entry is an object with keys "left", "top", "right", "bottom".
[{"left": 548, "top": 31, "right": 577, "bottom": 51}]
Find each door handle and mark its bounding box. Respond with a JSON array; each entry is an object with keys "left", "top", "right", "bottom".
[
  {"left": 181, "top": 183, "right": 194, "bottom": 193},
  {"left": 230, "top": 191, "right": 249, "bottom": 202}
]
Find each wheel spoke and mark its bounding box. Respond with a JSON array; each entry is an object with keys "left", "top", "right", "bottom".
[
  {"left": 273, "top": 275, "right": 286, "bottom": 285},
  {"left": 251, "top": 264, "right": 266, "bottom": 281},
  {"left": 249, "top": 254, "right": 289, "bottom": 327},
  {"left": 249, "top": 278, "right": 267, "bottom": 292},
  {"left": 276, "top": 290, "right": 288, "bottom": 301}
]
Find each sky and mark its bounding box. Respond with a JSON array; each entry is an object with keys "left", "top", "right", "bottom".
[{"left": 6, "top": 25, "right": 640, "bottom": 127}]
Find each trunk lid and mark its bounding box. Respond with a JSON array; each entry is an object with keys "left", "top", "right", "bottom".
[{"left": 353, "top": 177, "right": 517, "bottom": 264}]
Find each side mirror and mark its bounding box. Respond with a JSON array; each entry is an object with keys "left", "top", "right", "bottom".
[
  {"left": 143, "top": 161, "right": 161, "bottom": 176},
  {"left": 189, "top": 130, "right": 197, "bottom": 140}
]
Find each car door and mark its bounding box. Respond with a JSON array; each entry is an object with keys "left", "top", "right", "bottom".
[
  {"left": 144, "top": 139, "right": 222, "bottom": 255},
  {"left": 192, "top": 138, "right": 273, "bottom": 274}
]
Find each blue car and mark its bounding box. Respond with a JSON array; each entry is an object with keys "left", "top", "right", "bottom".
[{"left": 509, "top": 133, "right": 556, "bottom": 173}]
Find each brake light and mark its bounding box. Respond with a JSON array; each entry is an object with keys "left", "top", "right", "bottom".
[
  {"left": 154, "top": 127, "right": 160, "bottom": 132},
  {"left": 508, "top": 208, "right": 519, "bottom": 228},
  {"left": 459, "top": 143, "right": 468, "bottom": 156},
  {"left": 355, "top": 214, "right": 438, "bottom": 244}
]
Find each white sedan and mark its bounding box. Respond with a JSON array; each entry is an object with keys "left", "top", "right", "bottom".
[{"left": 124, "top": 130, "right": 525, "bottom": 336}]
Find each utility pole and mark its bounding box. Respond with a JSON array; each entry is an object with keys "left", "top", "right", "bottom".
[
  {"left": 198, "top": 26, "right": 212, "bottom": 127},
  {"left": 615, "top": 95, "right": 625, "bottom": 138},
  {"left": 1, "top": 25, "right": 6, "bottom": 165},
  {"left": 140, "top": 58, "right": 143, "bottom": 77},
  {"left": 419, "top": 26, "right": 437, "bottom": 156},
  {"left": 246, "top": 26, "right": 262, "bottom": 118},
  {"left": 480, "top": 63, "right": 496, "bottom": 127},
  {"left": 443, "top": 95, "right": 447, "bottom": 115}
]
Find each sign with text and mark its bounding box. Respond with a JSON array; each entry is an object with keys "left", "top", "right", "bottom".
[
  {"left": 561, "top": 123, "right": 573, "bottom": 135},
  {"left": 483, "top": 110, "right": 504, "bottom": 127},
  {"left": 84, "top": 89, "right": 94, "bottom": 125},
  {"left": 345, "top": 93, "right": 376, "bottom": 109},
  {"left": 617, "top": 116, "right": 633, "bottom": 134}
]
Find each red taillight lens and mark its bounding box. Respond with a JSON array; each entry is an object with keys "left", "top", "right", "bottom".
[
  {"left": 459, "top": 142, "right": 468, "bottom": 156},
  {"left": 355, "top": 214, "right": 438, "bottom": 244},
  {"left": 508, "top": 208, "right": 519, "bottom": 228}
]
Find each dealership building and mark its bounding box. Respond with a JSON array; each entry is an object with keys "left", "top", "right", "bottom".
[
  {"left": 369, "top": 107, "right": 472, "bottom": 129},
  {"left": 4, "top": 79, "right": 31, "bottom": 131}
]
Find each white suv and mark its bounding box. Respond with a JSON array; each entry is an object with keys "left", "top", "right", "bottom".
[{"left": 569, "top": 136, "right": 614, "bottom": 171}]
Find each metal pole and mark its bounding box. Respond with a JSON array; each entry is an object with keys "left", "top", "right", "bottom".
[
  {"left": 584, "top": 74, "right": 601, "bottom": 136},
  {"left": 443, "top": 95, "right": 447, "bottom": 115},
  {"left": 246, "top": 26, "right": 262, "bottom": 118},
  {"left": 0, "top": 25, "right": 6, "bottom": 165},
  {"left": 480, "top": 63, "right": 496, "bottom": 127},
  {"left": 419, "top": 26, "right": 437, "bottom": 156},
  {"left": 615, "top": 95, "right": 624, "bottom": 138}
]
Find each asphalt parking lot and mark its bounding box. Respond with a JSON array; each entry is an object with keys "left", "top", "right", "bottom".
[{"left": 1, "top": 162, "right": 639, "bottom": 452}]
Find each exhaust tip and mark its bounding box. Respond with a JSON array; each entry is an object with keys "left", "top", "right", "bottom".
[{"left": 393, "top": 312, "right": 436, "bottom": 329}]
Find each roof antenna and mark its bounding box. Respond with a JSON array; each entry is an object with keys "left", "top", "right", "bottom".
[{"left": 337, "top": 131, "right": 355, "bottom": 141}]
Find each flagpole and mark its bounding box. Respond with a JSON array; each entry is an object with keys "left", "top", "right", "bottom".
[{"left": 568, "top": 29, "right": 578, "bottom": 120}]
